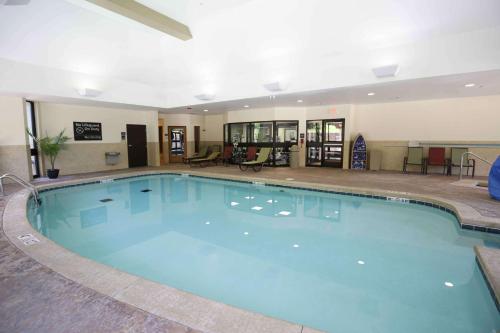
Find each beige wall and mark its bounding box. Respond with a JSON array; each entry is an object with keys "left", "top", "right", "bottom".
[
  {"left": 0, "top": 96, "right": 31, "bottom": 181},
  {"left": 352, "top": 95, "right": 500, "bottom": 176},
  {"left": 38, "top": 102, "right": 159, "bottom": 175}
]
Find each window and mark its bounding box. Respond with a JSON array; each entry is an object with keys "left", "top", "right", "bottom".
[
  {"left": 230, "top": 123, "right": 249, "bottom": 143},
  {"left": 275, "top": 121, "right": 298, "bottom": 143},
  {"left": 251, "top": 122, "right": 273, "bottom": 143},
  {"left": 307, "top": 120, "right": 322, "bottom": 143}
]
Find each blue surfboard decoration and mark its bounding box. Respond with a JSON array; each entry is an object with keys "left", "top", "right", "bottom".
[{"left": 351, "top": 134, "right": 367, "bottom": 170}]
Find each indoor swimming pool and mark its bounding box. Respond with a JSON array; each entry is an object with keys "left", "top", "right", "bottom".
[{"left": 28, "top": 174, "right": 500, "bottom": 333}]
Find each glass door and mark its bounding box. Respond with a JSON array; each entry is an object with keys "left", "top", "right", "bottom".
[
  {"left": 306, "top": 120, "right": 323, "bottom": 166},
  {"left": 306, "top": 119, "right": 344, "bottom": 168},
  {"left": 26, "top": 101, "right": 40, "bottom": 178},
  {"left": 168, "top": 126, "right": 186, "bottom": 163},
  {"left": 323, "top": 119, "right": 344, "bottom": 168}
]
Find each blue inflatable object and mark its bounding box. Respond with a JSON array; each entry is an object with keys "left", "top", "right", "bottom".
[{"left": 489, "top": 156, "right": 500, "bottom": 201}]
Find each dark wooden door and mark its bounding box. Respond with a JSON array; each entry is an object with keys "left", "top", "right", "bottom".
[
  {"left": 127, "top": 124, "right": 148, "bottom": 167},
  {"left": 194, "top": 126, "right": 200, "bottom": 153}
]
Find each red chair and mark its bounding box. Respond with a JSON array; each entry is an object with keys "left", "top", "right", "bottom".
[
  {"left": 246, "top": 146, "right": 257, "bottom": 161},
  {"left": 427, "top": 147, "right": 447, "bottom": 175},
  {"left": 223, "top": 145, "right": 233, "bottom": 166}
]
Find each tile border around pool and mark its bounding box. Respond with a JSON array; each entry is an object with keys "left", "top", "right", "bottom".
[{"left": 2, "top": 169, "right": 500, "bottom": 333}]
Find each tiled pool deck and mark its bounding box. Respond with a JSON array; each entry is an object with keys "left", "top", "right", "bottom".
[{"left": 1, "top": 166, "right": 500, "bottom": 332}]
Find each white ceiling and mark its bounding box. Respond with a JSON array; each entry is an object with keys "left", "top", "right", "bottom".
[
  {"left": 0, "top": 0, "right": 500, "bottom": 109},
  {"left": 162, "top": 70, "right": 500, "bottom": 114}
]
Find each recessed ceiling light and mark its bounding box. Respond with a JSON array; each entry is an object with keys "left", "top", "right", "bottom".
[
  {"left": 357, "top": 260, "right": 365, "bottom": 265},
  {"left": 444, "top": 281, "right": 454, "bottom": 287},
  {"left": 203, "top": 109, "right": 208, "bottom": 112},
  {"left": 205, "top": 221, "right": 210, "bottom": 225},
  {"left": 243, "top": 232, "right": 249, "bottom": 235},
  {"left": 464, "top": 83, "right": 476, "bottom": 88},
  {"left": 297, "top": 99, "right": 303, "bottom": 103},
  {"left": 244, "top": 105, "right": 249, "bottom": 108},
  {"left": 293, "top": 244, "right": 300, "bottom": 248},
  {"left": 251, "top": 206, "right": 263, "bottom": 211},
  {"left": 367, "top": 92, "right": 375, "bottom": 96}
]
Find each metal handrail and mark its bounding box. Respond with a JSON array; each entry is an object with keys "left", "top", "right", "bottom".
[
  {"left": 459, "top": 152, "right": 492, "bottom": 180},
  {"left": 0, "top": 174, "right": 41, "bottom": 206}
]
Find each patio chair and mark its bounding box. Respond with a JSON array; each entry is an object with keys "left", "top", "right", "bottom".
[
  {"left": 448, "top": 147, "right": 475, "bottom": 177},
  {"left": 183, "top": 146, "right": 208, "bottom": 164},
  {"left": 403, "top": 147, "right": 426, "bottom": 174},
  {"left": 222, "top": 145, "right": 233, "bottom": 166},
  {"left": 426, "top": 147, "right": 447, "bottom": 175},
  {"left": 246, "top": 146, "right": 257, "bottom": 161},
  {"left": 190, "top": 152, "right": 220, "bottom": 167},
  {"left": 239, "top": 147, "right": 272, "bottom": 172}
]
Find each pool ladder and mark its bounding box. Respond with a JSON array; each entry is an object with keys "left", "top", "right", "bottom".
[
  {"left": 459, "top": 152, "right": 492, "bottom": 180},
  {"left": 0, "top": 174, "right": 41, "bottom": 206}
]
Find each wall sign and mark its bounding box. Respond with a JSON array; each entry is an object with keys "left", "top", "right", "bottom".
[{"left": 73, "top": 122, "right": 102, "bottom": 141}]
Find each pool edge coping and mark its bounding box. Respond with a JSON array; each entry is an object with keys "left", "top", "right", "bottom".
[{"left": 2, "top": 169, "right": 500, "bottom": 332}]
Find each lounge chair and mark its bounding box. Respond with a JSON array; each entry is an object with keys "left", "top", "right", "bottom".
[
  {"left": 447, "top": 147, "right": 475, "bottom": 177},
  {"left": 426, "top": 147, "right": 447, "bottom": 175},
  {"left": 190, "top": 152, "right": 220, "bottom": 167},
  {"left": 183, "top": 146, "right": 208, "bottom": 164},
  {"left": 239, "top": 147, "right": 272, "bottom": 172},
  {"left": 403, "top": 147, "right": 426, "bottom": 174}
]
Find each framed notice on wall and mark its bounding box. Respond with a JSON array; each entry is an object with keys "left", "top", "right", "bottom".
[{"left": 73, "top": 122, "right": 102, "bottom": 141}]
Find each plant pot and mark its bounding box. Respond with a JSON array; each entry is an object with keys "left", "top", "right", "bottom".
[{"left": 47, "top": 169, "right": 60, "bottom": 179}]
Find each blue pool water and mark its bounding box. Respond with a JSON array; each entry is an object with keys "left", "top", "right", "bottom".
[{"left": 28, "top": 174, "right": 500, "bottom": 332}]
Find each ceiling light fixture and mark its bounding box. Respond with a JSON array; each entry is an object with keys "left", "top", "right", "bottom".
[
  {"left": 297, "top": 99, "right": 303, "bottom": 103},
  {"left": 195, "top": 93, "right": 215, "bottom": 101},
  {"left": 203, "top": 109, "right": 208, "bottom": 112},
  {"left": 263, "top": 81, "right": 288, "bottom": 92},
  {"left": 464, "top": 83, "right": 476, "bottom": 88},
  {"left": 367, "top": 92, "right": 375, "bottom": 96},
  {"left": 244, "top": 105, "right": 249, "bottom": 108},
  {"left": 372, "top": 64, "right": 399, "bottom": 78},
  {"left": 77, "top": 88, "right": 102, "bottom": 98}
]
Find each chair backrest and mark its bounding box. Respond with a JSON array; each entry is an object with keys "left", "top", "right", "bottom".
[
  {"left": 407, "top": 147, "right": 423, "bottom": 164},
  {"left": 451, "top": 147, "right": 468, "bottom": 166},
  {"left": 246, "top": 146, "right": 257, "bottom": 161},
  {"left": 206, "top": 152, "right": 220, "bottom": 160},
  {"left": 198, "top": 146, "right": 208, "bottom": 157},
  {"left": 223, "top": 146, "right": 233, "bottom": 159},
  {"left": 428, "top": 147, "right": 445, "bottom": 165},
  {"left": 210, "top": 145, "right": 221, "bottom": 152},
  {"left": 256, "top": 147, "right": 272, "bottom": 163}
]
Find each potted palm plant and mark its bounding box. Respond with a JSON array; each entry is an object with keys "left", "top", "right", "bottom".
[{"left": 27, "top": 129, "right": 70, "bottom": 179}]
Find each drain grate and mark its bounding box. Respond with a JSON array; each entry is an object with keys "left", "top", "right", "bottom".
[
  {"left": 141, "top": 189, "right": 152, "bottom": 193},
  {"left": 99, "top": 198, "right": 113, "bottom": 203}
]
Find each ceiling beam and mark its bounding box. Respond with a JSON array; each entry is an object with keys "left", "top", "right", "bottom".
[{"left": 84, "top": 0, "right": 192, "bottom": 41}]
